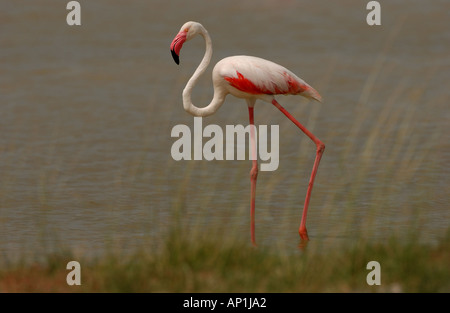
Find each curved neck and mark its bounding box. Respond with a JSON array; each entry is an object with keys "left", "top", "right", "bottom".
[{"left": 182, "top": 26, "right": 226, "bottom": 117}]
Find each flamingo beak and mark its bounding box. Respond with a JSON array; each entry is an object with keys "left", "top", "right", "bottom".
[{"left": 170, "top": 31, "right": 187, "bottom": 65}]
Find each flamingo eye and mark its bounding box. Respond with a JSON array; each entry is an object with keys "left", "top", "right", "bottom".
[{"left": 184, "top": 28, "right": 189, "bottom": 32}]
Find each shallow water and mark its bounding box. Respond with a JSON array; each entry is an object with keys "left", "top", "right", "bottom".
[{"left": 0, "top": 0, "right": 449, "bottom": 259}]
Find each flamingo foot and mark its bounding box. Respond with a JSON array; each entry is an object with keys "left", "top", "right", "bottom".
[{"left": 299, "top": 227, "right": 309, "bottom": 241}]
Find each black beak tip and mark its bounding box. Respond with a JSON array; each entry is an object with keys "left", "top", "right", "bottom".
[{"left": 171, "top": 49, "right": 180, "bottom": 65}]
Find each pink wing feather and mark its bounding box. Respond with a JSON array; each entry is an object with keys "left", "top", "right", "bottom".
[{"left": 219, "top": 56, "right": 322, "bottom": 102}]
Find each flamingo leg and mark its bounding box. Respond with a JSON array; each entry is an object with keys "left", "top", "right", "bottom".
[
  {"left": 272, "top": 99, "right": 325, "bottom": 241},
  {"left": 248, "top": 105, "right": 258, "bottom": 246}
]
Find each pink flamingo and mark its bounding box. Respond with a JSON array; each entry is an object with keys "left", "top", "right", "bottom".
[{"left": 170, "top": 21, "right": 324, "bottom": 245}]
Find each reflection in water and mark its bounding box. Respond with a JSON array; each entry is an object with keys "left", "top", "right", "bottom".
[
  {"left": 0, "top": 0, "right": 448, "bottom": 259},
  {"left": 298, "top": 239, "right": 309, "bottom": 251}
]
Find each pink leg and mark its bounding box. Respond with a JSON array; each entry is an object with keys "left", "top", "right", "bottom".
[
  {"left": 272, "top": 99, "right": 325, "bottom": 241},
  {"left": 248, "top": 106, "right": 258, "bottom": 246}
]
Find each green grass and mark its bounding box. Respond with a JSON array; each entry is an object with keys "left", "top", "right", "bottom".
[{"left": 1, "top": 227, "right": 448, "bottom": 292}]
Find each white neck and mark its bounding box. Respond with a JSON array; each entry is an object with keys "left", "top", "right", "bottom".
[{"left": 182, "top": 25, "right": 226, "bottom": 117}]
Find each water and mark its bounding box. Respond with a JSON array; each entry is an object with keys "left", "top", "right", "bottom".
[{"left": 0, "top": 0, "right": 449, "bottom": 259}]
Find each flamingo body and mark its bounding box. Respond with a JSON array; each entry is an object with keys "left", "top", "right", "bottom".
[{"left": 215, "top": 56, "right": 322, "bottom": 102}]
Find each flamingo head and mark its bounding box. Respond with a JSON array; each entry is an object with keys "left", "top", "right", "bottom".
[{"left": 170, "top": 21, "right": 203, "bottom": 65}]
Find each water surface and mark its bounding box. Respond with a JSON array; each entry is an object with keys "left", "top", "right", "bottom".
[{"left": 0, "top": 0, "right": 448, "bottom": 259}]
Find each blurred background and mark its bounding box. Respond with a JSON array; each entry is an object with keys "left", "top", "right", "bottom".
[{"left": 0, "top": 0, "right": 448, "bottom": 260}]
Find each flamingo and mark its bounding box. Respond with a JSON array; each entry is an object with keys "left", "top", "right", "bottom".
[{"left": 170, "top": 21, "right": 324, "bottom": 245}]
